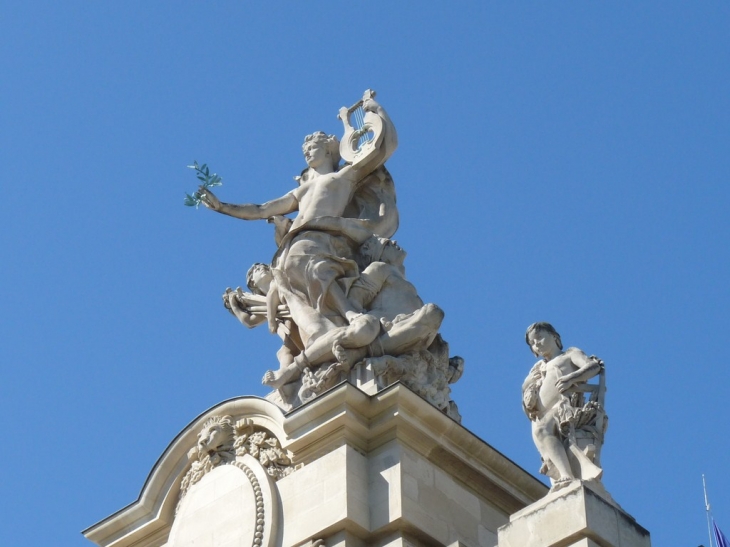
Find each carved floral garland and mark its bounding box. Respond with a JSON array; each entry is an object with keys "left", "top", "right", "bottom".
[{"left": 177, "top": 416, "right": 294, "bottom": 514}]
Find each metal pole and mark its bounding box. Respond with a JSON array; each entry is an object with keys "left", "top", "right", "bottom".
[{"left": 704, "top": 474, "right": 714, "bottom": 547}]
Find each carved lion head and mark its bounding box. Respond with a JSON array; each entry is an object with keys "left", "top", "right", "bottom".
[{"left": 196, "top": 415, "right": 235, "bottom": 457}]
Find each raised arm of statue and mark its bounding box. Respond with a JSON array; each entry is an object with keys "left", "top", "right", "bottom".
[
  {"left": 200, "top": 187, "right": 299, "bottom": 221},
  {"left": 361, "top": 95, "right": 398, "bottom": 165},
  {"left": 338, "top": 90, "right": 398, "bottom": 179}
]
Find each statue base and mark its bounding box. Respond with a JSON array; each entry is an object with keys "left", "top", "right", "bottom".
[
  {"left": 83, "top": 383, "right": 649, "bottom": 547},
  {"left": 265, "top": 357, "right": 462, "bottom": 423},
  {"left": 83, "top": 383, "right": 545, "bottom": 547},
  {"left": 497, "top": 480, "right": 651, "bottom": 547}
]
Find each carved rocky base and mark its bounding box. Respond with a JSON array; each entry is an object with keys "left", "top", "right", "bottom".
[
  {"left": 498, "top": 481, "right": 651, "bottom": 547},
  {"left": 265, "top": 336, "right": 463, "bottom": 422}
]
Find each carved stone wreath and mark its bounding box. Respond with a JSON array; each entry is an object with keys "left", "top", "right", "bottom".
[{"left": 178, "top": 415, "right": 294, "bottom": 511}]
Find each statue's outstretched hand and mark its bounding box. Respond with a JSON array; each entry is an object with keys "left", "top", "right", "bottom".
[
  {"left": 199, "top": 186, "right": 222, "bottom": 211},
  {"left": 362, "top": 97, "right": 379, "bottom": 113}
]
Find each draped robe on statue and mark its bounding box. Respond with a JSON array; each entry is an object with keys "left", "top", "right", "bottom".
[{"left": 270, "top": 167, "right": 398, "bottom": 349}]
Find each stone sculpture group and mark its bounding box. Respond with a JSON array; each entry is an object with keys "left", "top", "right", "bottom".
[
  {"left": 190, "top": 90, "right": 609, "bottom": 492},
  {"left": 83, "top": 89, "right": 635, "bottom": 547},
  {"left": 197, "top": 90, "right": 463, "bottom": 419}
]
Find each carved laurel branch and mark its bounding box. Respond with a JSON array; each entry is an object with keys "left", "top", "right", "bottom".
[{"left": 233, "top": 418, "right": 294, "bottom": 481}]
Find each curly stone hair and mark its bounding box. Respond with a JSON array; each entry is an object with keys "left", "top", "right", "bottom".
[
  {"left": 246, "top": 263, "right": 270, "bottom": 295},
  {"left": 198, "top": 415, "right": 235, "bottom": 453},
  {"left": 357, "top": 236, "right": 389, "bottom": 269},
  {"left": 525, "top": 322, "right": 563, "bottom": 356},
  {"left": 303, "top": 131, "right": 340, "bottom": 160}
]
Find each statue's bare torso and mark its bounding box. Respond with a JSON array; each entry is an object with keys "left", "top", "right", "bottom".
[
  {"left": 534, "top": 349, "right": 584, "bottom": 417},
  {"left": 289, "top": 167, "right": 357, "bottom": 230}
]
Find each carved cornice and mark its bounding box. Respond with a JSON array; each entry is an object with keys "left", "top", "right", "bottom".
[
  {"left": 281, "top": 382, "right": 547, "bottom": 513},
  {"left": 83, "top": 385, "right": 547, "bottom": 547},
  {"left": 83, "top": 397, "right": 288, "bottom": 547}
]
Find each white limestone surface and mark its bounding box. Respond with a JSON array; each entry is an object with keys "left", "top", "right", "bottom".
[
  {"left": 168, "top": 465, "right": 256, "bottom": 547},
  {"left": 84, "top": 385, "right": 548, "bottom": 547},
  {"left": 498, "top": 482, "right": 650, "bottom": 547},
  {"left": 375, "top": 440, "right": 505, "bottom": 547},
  {"left": 276, "top": 444, "right": 369, "bottom": 545},
  {"left": 166, "top": 452, "right": 277, "bottom": 547}
]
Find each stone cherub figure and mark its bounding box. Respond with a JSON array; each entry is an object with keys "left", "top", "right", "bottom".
[
  {"left": 223, "top": 263, "right": 304, "bottom": 382},
  {"left": 522, "top": 322, "right": 607, "bottom": 492}
]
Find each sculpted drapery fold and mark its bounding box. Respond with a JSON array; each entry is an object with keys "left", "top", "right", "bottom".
[{"left": 200, "top": 90, "right": 462, "bottom": 418}]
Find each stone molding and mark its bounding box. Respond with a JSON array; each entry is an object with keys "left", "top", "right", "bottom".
[
  {"left": 83, "top": 383, "right": 547, "bottom": 547},
  {"left": 177, "top": 416, "right": 293, "bottom": 511},
  {"left": 498, "top": 481, "right": 650, "bottom": 547},
  {"left": 231, "top": 461, "right": 266, "bottom": 547},
  {"left": 167, "top": 454, "right": 279, "bottom": 547},
  {"left": 282, "top": 382, "right": 546, "bottom": 514},
  {"left": 83, "top": 397, "right": 289, "bottom": 547}
]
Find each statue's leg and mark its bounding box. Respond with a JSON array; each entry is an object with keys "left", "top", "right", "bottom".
[
  {"left": 332, "top": 345, "right": 367, "bottom": 372},
  {"left": 297, "top": 327, "right": 344, "bottom": 366},
  {"left": 336, "top": 314, "right": 381, "bottom": 347},
  {"left": 531, "top": 418, "right": 574, "bottom": 482},
  {"left": 378, "top": 304, "right": 444, "bottom": 356},
  {"left": 306, "top": 258, "right": 363, "bottom": 323},
  {"left": 330, "top": 282, "right": 364, "bottom": 323},
  {"left": 275, "top": 345, "right": 295, "bottom": 370},
  {"left": 281, "top": 289, "right": 336, "bottom": 347},
  {"left": 262, "top": 360, "right": 302, "bottom": 389},
  {"left": 330, "top": 314, "right": 379, "bottom": 371},
  {"left": 298, "top": 314, "right": 380, "bottom": 367}
]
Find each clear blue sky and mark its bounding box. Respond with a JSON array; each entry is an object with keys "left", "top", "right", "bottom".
[{"left": 2, "top": 3, "right": 728, "bottom": 546}]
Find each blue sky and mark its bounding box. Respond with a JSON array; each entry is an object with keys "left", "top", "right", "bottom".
[{"left": 2, "top": 3, "right": 729, "bottom": 546}]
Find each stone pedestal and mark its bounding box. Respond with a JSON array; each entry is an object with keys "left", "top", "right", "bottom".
[
  {"left": 498, "top": 481, "right": 651, "bottom": 547},
  {"left": 83, "top": 383, "right": 547, "bottom": 547},
  {"left": 83, "top": 382, "right": 650, "bottom": 547}
]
